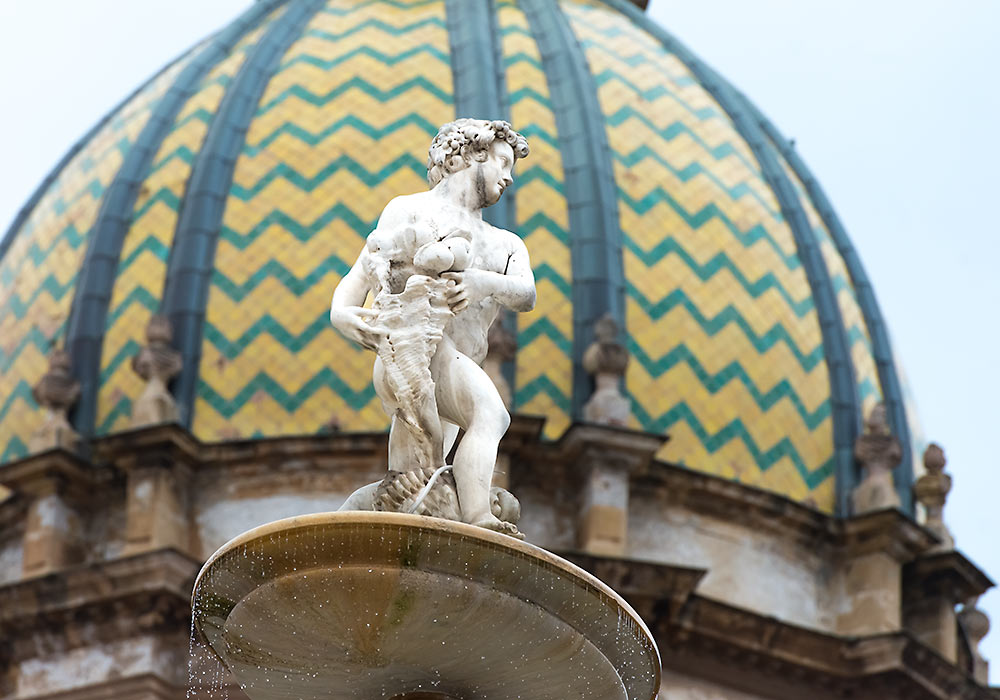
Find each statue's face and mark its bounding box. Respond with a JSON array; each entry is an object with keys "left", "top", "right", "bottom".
[{"left": 475, "top": 140, "right": 515, "bottom": 207}]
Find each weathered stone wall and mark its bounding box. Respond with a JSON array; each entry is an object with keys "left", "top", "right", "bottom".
[
  {"left": 15, "top": 634, "right": 187, "bottom": 697},
  {"left": 628, "top": 498, "right": 837, "bottom": 630},
  {"left": 659, "top": 670, "right": 772, "bottom": 699},
  {"left": 0, "top": 537, "right": 22, "bottom": 585}
]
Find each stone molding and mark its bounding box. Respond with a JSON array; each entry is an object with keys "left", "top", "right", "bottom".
[
  {"left": 905, "top": 550, "right": 994, "bottom": 603},
  {"left": 0, "top": 549, "right": 198, "bottom": 663},
  {"left": 0, "top": 449, "right": 107, "bottom": 502},
  {"left": 10, "top": 674, "right": 185, "bottom": 700}
]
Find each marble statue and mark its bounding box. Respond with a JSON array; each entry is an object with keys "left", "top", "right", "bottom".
[{"left": 330, "top": 119, "right": 532, "bottom": 537}]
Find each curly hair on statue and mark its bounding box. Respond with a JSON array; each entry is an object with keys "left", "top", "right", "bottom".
[{"left": 426, "top": 118, "right": 530, "bottom": 187}]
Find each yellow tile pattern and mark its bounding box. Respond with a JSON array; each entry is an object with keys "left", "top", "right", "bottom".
[
  {"left": 0, "top": 57, "right": 189, "bottom": 461},
  {"left": 775, "top": 150, "right": 883, "bottom": 419},
  {"left": 194, "top": 0, "right": 454, "bottom": 440},
  {"left": 563, "top": 0, "right": 835, "bottom": 510},
  {"left": 95, "top": 14, "right": 281, "bottom": 435},
  {"left": 498, "top": 0, "right": 573, "bottom": 439}
]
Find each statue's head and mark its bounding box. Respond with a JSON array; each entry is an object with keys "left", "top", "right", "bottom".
[
  {"left": 427, "top": 119, "right": 529, "bottom": 206},
  {"left": 864, "top": 401, "right": 890, "bottom": 436}
]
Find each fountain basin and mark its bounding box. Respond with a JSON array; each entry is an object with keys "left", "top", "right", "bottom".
[{"left": 193, "top": 511, "right": 660, "bottom": 700}]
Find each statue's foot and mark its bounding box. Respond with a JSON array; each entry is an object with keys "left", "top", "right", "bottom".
[{"left": 471, "top": 514, "right": 525, "bottom": 541}]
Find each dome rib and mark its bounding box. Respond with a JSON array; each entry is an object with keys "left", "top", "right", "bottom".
[
  {"left": 596, "top": 0, "right": 863, "bottom": 514},
  {"left": 745, "top": 98, "right": 914, "bottom": 513},
  {"left": 63, "top": 0, "right": 289, "bottom": 440},
  {"left": 521, "top": 0, "right": 627, "bottom": 420},
  {"left": 161, "top": 0, "right": 325, "bottom": 428},
  {"left": 444, "top": 0, "right": 517, "bottom": 396},
  {"left": 0, "top": 45, "right": 196, "bottom": 267}
]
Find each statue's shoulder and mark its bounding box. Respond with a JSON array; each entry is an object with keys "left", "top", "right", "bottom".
[
  {"left": 490, "top": 223, "right": 528, "bottom": 253},
  {"left": 378, "top": 192, "right": 432, "bottom": 227}
]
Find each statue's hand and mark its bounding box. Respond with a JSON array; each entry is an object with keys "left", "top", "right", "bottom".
[
  {"left": 330, "top": 306, "right": 387, "bottom": 351},
  {"left": 441, "top": 270, "right": 497, "bottom": 313}
]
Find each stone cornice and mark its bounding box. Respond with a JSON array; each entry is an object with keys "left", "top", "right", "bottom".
[
  {"left": 18, "top": 673, "right": 183, "bottom": 700},
  {"left": 0, "top": 549, "right": 199, "bottom": 661},
  {"left": 548, "top": 423, "right": 668, "bottom": 476},
  {"left": 0, "top": 448, "right": 111, "bottom": 502},
  {"left": 92, "top": 422, "right": 201, "bottom": 471},
  {"left": 836, "top": 508, "right": 939, "bottom": 561},
  {"left": 552, "top": 554, "right": 993, "bottom": 698},
  {"left": 904, "top": 550, "right": 995, "bottom": 602}
]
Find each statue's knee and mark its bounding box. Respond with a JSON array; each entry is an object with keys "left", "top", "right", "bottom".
[
  {"left": 498, "top": 406, "right": 511, "bottom": 433},
  {"left": 488, "top": 406, "right": 510, "bottom": 438}
]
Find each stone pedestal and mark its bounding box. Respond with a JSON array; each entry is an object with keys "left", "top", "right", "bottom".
[
  {"left": 96, "top": 424, "right": 200, "bottom": 558},
  {"left": 903, "top": 551, "right": 993, "bottom": 663},
  {"left": 561, "top": 425, "right": 665, "bottom": 557},
  {"left": 834, "top": 510, "right": 936, "bottom": 636},
  {"left": 0, "top": 450, "right": 99, "bottom": 579}
]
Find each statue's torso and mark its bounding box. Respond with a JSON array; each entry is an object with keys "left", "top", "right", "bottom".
[{"left": 365, "top": 191, "right": 516, "bottom": 364}]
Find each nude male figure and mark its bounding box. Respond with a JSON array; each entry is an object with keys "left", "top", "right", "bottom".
[{"left": 330, "top": 119, "right": 533, "bottom": 534}]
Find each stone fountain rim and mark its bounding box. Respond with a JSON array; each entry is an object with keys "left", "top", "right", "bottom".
[{"left": 193, "top": 511, "right": 661, "bottom": 681}]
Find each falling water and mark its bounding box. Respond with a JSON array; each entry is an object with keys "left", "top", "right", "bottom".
[{"left": 186, "top": 512, "right": 659, "bottom": 700}]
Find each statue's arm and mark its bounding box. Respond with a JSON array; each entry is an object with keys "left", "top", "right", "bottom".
[
  {"left": 493, "top": 233, "right": 536, "bottom": 312},
  {"left": 441, "top": 232, "right": 535, "bottom": 313},
  {"left": 330, "top": 248, "right": 385, "bottom": 351}
]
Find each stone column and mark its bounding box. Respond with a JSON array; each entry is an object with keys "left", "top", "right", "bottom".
[
  {"left": 834, "top": 511, "right": 936, "bottom": 636},
  {"left": 902, "top": 446, "right": 990, "bottom": 664},
  {"left": 564, "top": 425, "right": 665, "bottom": 557},
  {"left": 100, "top": 425, "right": 200, "bottom": 558},
  {"left": 852, "top": 402, "right": 902, "bottom": 514},
  {"left": 0, "top": 451, "right": 98, "bottom": 579}
]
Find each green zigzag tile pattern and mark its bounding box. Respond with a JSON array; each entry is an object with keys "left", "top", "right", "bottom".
[
  {"left": 564, "top": 0, "right": 835, "bottom": 508},
  {"left": 498, "top": 0, "right": 574, "bottom": 437},
  {"left": 0, "top": 55, "right": 191, "bottom": 461},
  {"left": 193, "top": 0, "right": 455, "bottom": 440},
  {"left": 96, "top": 13, "right": 281, "bottom": 436}
]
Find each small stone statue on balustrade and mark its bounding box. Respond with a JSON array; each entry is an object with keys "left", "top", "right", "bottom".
[
  {"left": 330, "top": 119, "right": 532, "bottom": 537},
  {"left": 29, "top": 348, "right": 81, "bottom": 453},
  {"left": 582, "top": 314, "right": 631, "bottom": 426},
  {"left": 852, "top": 402, "right": 903, "bottom": 513},
  {"left": 913, "top": 443, "right": 954, "bottom": 550},
  {"left": 130, "top": 315, "right": 183, "bottom": 428}
]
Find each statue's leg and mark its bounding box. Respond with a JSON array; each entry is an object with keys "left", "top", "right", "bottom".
[
  {"left": 442, "top": 420, "right": 460, "bottom": 459},
  {"left": 433, "top": 339, "right": 510, "bottom": 528},
  {"left": 339, "top": 480, "right": 380, "bottom": 511}
]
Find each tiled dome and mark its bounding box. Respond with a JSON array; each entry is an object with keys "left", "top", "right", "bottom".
[{"left": 0, "top": 0, "right": 918, "bottom": 514}]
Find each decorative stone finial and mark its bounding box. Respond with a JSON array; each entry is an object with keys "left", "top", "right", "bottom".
[
  {"left": 851, "top": 402, "right": 902, "bottom": 514},
  {"left": 582, "top": 314, "right": 630, "bottom": 426},
  {"left": 29, "top": 348, "right": 81, "bottom": 453},
  {"left": 913, "top": 443, "right": 954, "bottom": 550},
  {"left": 130, "top": 315, "right": 183, "bottom": 427},
  {"left": 959, "top": 596, "right": 991, "bottom": 683},
  {"left": 483, "top": 311, "right": 518, "bottom": 409}
]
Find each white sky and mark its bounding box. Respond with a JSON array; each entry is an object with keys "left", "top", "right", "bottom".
[{"left": 1, "top": 0, "right": 998, "bottom": 683}]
